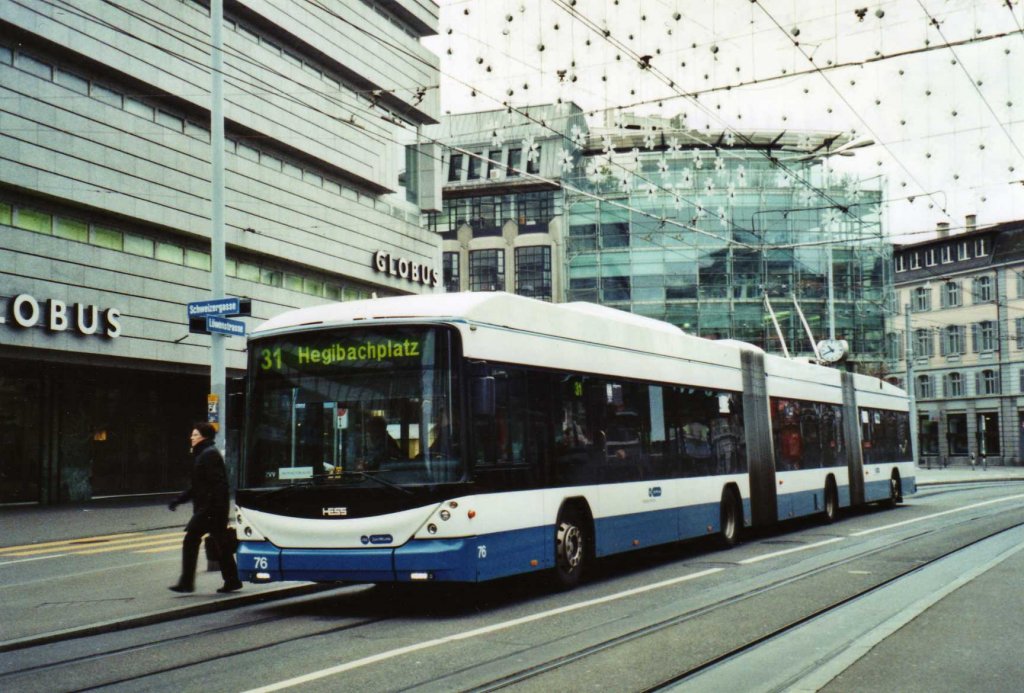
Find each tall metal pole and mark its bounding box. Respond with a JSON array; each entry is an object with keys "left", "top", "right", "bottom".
[
  {"left": 210, "top": 0, "right": 227, "bottom": 461},
  {"left": 827, "top": 244, "right": 836, "bottom": 340},
  {"left": 905, "top": 304, "right": 918, "bottom": 466}
]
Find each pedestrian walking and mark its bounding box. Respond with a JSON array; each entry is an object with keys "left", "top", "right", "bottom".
[{"left": 168, "top": 422, "right": 242, "bottom": 594}]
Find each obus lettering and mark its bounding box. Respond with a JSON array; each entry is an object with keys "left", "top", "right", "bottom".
[
  {"left": 7, "top": 294, "right": 121, "bottom": 338},
  {"left": 373, "top": 250, "right": 440, "bottom": 288}
]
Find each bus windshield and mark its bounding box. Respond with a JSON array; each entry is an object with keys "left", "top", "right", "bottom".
[{"left": 244, "top": 326, "right": 461, "bottom": 488}]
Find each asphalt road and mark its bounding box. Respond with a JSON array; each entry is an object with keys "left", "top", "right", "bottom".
[{"left": 1, "top": 478, "right": 1021, "bottom": 692}]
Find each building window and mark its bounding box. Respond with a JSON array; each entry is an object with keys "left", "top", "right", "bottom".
[
  {"left": 973, "top": 320, "right": 997, "bottom": 352},
  {"left": 910, "top": 252, "right": 921, "bottom": 269},
  {"left": 602, "top": 275, "right": 631, "bottom": 301},
  {"left": 886, "top": 332, "right": 904, "bottom": 361},
  {"left": 914, "top": 329, "right": 933, "bottom": 358},
  {"left": 569, "top": 277, "right": 598, "bottom": 302},
  {"left": 941, "top": 281, "right": 961, "bottom": 308},
  {"left": 467, "top": 152, "right": 483, "bottom": 180},
  {"left": 1017, "top": 317, "right": 1024, "bottom": 349},
  {"left": 895, "top": 255, "right": 906, "bottom": 272},
  {"left": 514, "top": 246, "right": 552, "bottom": 300},
  {"left": 448, "top": 153, "right": 463, "bottom": 182},
  {"left": 470, "top": 196, "right": 502, "bottom": 236},
  {"left": 601, "top": 221, "right": 630, "bottom": 249},
  {"left": 978, "top": 411, "right": 1000, "bottom": 455},
  {"left": 958, "top": 241, "right": 969, "bottom": 260},
  {"left": 946, "top": 413, "right": 968, "bottom": 454},
  {"left": 487, "top": 149, "right": 503, "bottom": 179},
  {"left": 975, "top": 238, "right": 988, "bottom": 256},
  {"left": 915, "top": 374, "right": 933, "bottom": 399},
  {"left": 941, "top": 325, "right": 965, "bottom": 356},
  {"left": 912, "top": 286, "right": 931, "bottom": 312},
  {"left": 516, "top": 191, "right": 557, "bottom": 230},
  {"left": 442, "top": 252, "right": 460, "bottom": 293},
  {"left": 940, "top": 245, "right": 952, "bottom": 263},
  {"left": 978, "top": 369, "right": 999, "bottom": 395},
  {"left": 526, "top": 146, "right": 541, "bottom": 174},
  {"left": 973, "top": 275, "right": 993, "bottom": 303},
  {"left": 506, "top": 148, "right": 521, "bottom": 177},
  {"left": 924, "top": 248, "right": 936, "bottom": 266},
  {"left": 469, "top": 249, "right": 505, "bottom": 291},
  {"left": 945, "top": 372, "right": 964, "bottom": 397}
]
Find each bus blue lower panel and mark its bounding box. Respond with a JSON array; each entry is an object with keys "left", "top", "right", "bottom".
[
  {"left": 864, "top": 478, "right": 892, "bottom": 503},
  {"left": 282, "top": 548, "right": 396, "bottom": 582},
  {"left": 778, "top": 488, "right": 826, "bottom": 521},
  {"left": 237, "top": 541, "right": 282, "bottom": 582},
  {"left": 595, "top": 505, "right": 707, "bottom": 556},
  {"left": 239, "top": 526, "right": 551, "bottom": 584},
  {"left": 396, "top": 525, "right": 550, "bottom": 582}
]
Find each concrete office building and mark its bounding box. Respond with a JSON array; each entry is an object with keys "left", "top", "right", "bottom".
[
  {"left": 0, "top": 1, "right": 441, "bottom": 503},
  {"left": 432, "top": 104, "right": 585, "bottom": 300},
  {"left": 888, "top": 218, "right": 1024, "bottom": 466}
]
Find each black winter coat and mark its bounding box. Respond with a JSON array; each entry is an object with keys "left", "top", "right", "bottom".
[{"left": 174, "top": 439, "right": 230, "bottom": 532}]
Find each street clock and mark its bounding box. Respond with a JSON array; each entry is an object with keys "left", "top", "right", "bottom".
[{"left": 817, "top": 339, "right": 848, "bottom": 363}]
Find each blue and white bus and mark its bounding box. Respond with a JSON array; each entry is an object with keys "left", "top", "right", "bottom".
[{"left": 234, "top": 293, "right": 915, "bottom": 588}]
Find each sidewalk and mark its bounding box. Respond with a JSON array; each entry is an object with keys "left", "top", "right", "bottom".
[
  {"left": 913, "top": 462, "right": 1024, "bottom": 486},
  {"left": 0, "top": 494, "right": 331, "bottom": 652}
]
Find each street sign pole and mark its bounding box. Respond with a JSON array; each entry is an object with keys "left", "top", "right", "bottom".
[{"left": 210, "top": 0, "right": 228, "bottom": 467}]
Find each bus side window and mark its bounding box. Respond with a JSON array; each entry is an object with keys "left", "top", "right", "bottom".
[{"left": 860, "top": 409, "right": 874, "bottom": 464}]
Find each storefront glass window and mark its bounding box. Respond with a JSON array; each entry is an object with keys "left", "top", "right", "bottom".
[
  {"left": 0, "top": 375, "right": 42, "bottom": 503},
  {"left": 946, "top": 413, "right": 968, "bottom": 455}
]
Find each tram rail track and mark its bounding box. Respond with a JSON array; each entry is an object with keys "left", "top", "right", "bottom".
[{"left": 457, "top": 509, "right": 1024, "bottom": 693}]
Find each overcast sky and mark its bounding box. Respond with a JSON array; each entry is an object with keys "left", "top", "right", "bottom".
[{"left": 425, "top": 0, "right": 1024, "bottom": 242}]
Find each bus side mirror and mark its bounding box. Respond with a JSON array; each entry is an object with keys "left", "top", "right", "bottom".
[{"left": 472, "top": 376, "right": 496, "bottom": 417}]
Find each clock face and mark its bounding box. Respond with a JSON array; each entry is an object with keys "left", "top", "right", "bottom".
[{"left": 817, "top": 339, "right": 847, "bottom": 363}]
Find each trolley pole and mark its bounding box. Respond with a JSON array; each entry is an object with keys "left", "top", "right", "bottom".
[
  {"left": 210, "top": 0, "right": 227, "bottom": 461},
  {"left": 905, "top": 305, "right": 918, "bottom": 467}
]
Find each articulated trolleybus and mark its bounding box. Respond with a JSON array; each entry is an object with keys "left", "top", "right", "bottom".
[{"left": 234, "top": 293, "right": 915, "bottom": 588}]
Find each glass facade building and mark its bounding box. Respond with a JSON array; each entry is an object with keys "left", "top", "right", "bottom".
[{"left": 564, "top": 127, "right": 889, "bottom": 360}]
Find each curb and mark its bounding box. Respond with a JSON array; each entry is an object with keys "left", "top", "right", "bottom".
[
  {"left": 917, "top": 476, "right": 1024, "bottom": 487},
  {"left": 0, "top": 582, "right": 338, "bottom": 654}
]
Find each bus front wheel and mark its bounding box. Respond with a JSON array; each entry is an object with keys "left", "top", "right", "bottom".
[
  {"left": 886, "top": 474, "right": 901, "bottom": 507},
  {"left": 553, "top": 507, "right": 587, "bottom": 589}
]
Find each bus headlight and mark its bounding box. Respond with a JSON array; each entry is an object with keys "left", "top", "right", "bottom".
[
  {"left": 439, "top": 510, "right": 451, "bottom": 521},
  {"left": 427, "top": 523, "right": 438, "bottom": 534}
]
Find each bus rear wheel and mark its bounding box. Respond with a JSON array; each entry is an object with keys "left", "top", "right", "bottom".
[
  {"left": 823, "top": 480, "right": 838, "bottom": 523},
  {"left": 719, "top": 490, "right": 741, "bottom": 547},
  {"left": 553, "top": 508, "right": 587, "bottom": 589}
]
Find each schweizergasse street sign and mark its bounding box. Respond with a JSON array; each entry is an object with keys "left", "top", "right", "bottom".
[{"left": 187, "top": 297, "right": 251, "bottom": 335}]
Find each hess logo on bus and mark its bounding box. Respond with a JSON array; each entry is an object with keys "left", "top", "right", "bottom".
[{"left": 322, "top": 507, "right": 347, "bottom": 517}]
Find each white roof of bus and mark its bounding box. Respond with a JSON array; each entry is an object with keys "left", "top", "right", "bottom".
[
  {"left": 252, "top": 292, "right": 685, "bottom": 339},
  {"left": 250, "top": 292, "right": 736, "bottom": 368}
]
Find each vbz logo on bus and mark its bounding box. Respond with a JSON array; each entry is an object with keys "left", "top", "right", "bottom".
[{"left": 648, "top": 486, "right": 662, "bottom": 498}]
